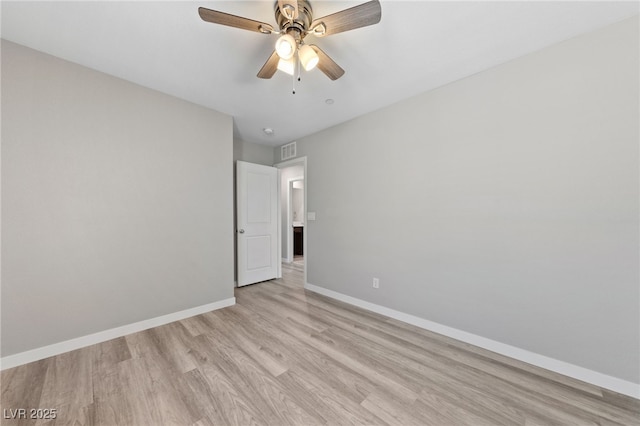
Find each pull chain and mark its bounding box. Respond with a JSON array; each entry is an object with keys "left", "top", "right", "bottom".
[{"left": 292, "top": 52, "right": 297, "bottom": 94}]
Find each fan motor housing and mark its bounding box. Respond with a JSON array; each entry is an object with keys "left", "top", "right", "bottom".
[{"left": 275, "top": 0, "right": 313, "bottom": 39}]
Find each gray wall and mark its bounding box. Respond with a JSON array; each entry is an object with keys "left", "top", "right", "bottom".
[
  {"left": 233, "top": 139, "right": 274, "bottom": 166},
  {"left": 287, "top": 17, "right": 639, "bottom": 383},
  {"left": 1, "top": 40, "right": 234, "bottom": 356}
]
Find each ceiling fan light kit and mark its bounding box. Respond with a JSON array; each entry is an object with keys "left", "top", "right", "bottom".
[
  {"left": 198, "top": 0, "right": 381, "bottom": 90},
  {"left": 298, "top": 44, "right": 319, "bottom": 71},
  {"left": 275, "top": 34, "right": 296, "bottom": 60},
  {"left": 277, "top": 57, "right": 296, "bottom": 76}
]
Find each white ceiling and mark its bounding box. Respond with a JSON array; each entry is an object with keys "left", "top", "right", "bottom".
[{"left": 2, "top": 1, "right": 638, "bottom": 147}]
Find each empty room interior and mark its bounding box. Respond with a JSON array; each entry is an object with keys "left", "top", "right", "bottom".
[{"left": 1, "top": 1, "right": 639, "bottom": 425}]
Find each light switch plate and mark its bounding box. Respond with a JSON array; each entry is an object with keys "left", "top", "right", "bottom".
[{"left": 307, "top": 212, "right": 316, "bottom": 221}]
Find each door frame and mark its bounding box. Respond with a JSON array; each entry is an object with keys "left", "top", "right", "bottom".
[{"left": 275, "top": 156, "right": 307, "bottom": 285}]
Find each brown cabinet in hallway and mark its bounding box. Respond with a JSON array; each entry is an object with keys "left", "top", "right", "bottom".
[{"left": 293, "top": 226, "right": 303, "bottom": 256}]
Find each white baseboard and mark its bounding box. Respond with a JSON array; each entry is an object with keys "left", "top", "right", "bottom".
[
  {"left": 0, "top": 297, "right": 236, "bottom": 371},
  {"left": 304, "top": 282, "right": 640, "bottom": 399}
]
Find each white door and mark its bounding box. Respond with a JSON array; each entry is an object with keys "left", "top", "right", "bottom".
[{"left": 236, "top": 161, "right": 279, "bottom": 286}]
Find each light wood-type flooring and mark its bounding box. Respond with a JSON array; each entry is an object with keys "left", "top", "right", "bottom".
[{"left": 2, "top": 263, "right": 639, "bottom": 425}]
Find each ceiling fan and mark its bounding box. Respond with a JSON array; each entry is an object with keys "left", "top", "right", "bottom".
[{"left": 198, "top": 0, "right": 382, "bottom": 83}]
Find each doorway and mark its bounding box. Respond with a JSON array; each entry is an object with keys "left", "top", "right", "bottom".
[
  {"left": 290, "top": 179, "right": 304, "bottom": 271},
  {"left": 276, "top": 157, "right": 307, "bottom": 283}
]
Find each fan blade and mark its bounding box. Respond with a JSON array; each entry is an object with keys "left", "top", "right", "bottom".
[
  {"left": 310, "top": 0, "right": 381, "bottom": 37},
  {"left": 310, "top": 45, "right": 345, "bottom": 80},
  {"left": 198, "top": 7, "right": 274, "bottom": 34},
  {"left": 257, "top": 51, "right": 280, "bottom": 79},
  {"left": 278, "top": 0, "right": 299, "bottom": 20}
]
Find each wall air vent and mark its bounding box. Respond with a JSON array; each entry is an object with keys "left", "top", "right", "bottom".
[{"left": 281, "top": 142, "right": 297, "bottom": 160}]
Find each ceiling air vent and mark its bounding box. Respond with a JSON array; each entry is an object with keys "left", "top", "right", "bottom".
[{"left": 281, "top": 142, "right": 297, "bottom": 160}]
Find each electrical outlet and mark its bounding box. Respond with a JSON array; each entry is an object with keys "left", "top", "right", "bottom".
[{"left": 372, "top": 278, "right": 380, "bottom": 289}]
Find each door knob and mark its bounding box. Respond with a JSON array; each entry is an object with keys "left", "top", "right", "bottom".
[{"left": 238, "top": 229, "right": 245, "bottom": 234}]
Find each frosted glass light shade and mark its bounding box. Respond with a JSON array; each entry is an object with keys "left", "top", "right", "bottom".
[
  {"left": 275, "top": 34, "right": 296, "bottom": 60},
  {"left": 298, "top": 45, "right": 319, "bottom": 71},
  {"left": 277, "top": 57, "right": 295, "bottom": 75}
]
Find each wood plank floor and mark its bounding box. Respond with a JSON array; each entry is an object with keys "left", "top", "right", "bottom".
[{"left": 2, "top": 263, "right": 639, "bottom": 425}]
